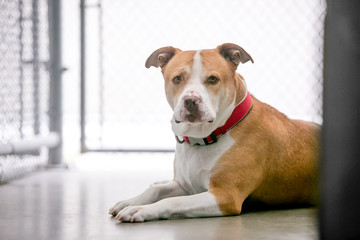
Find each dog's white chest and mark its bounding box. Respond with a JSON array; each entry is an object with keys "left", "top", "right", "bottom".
[{"left": 174, "top": 134, "right": 235, "bottom": 195}]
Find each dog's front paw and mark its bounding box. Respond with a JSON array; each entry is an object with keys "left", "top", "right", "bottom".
[
  {"left": 115, "top": 205, "right": 158, "bottom": 223},
  {"left": 109, "top": 201, "right": 131, "bottom": 216}
]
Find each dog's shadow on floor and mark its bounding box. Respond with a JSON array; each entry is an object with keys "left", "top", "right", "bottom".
[{"left": 241, "top": 198, "right": 315, "bottom": 214}]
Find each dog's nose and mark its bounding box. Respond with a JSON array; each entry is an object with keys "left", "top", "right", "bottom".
[{"left": 184, "top": 97, "right": 199, "bottom": 113}]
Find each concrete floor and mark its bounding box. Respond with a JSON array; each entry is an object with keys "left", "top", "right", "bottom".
[{"left": 0, "top": 153, "right": 318, "bottom": 240}]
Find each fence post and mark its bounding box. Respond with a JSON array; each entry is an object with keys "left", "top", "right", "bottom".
[
  {"left": 80, "top": 0, "right": 87, "bottom": 153},
  {"left": 32, "top": 0, "right": 41, "bottom": 135},
  {"left": 48, "top": 0, "right": 63, "bottom": 165}
]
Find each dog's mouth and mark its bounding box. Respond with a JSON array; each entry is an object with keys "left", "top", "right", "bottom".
[
  {"left": 174, "top": 115, "right": 214, "bottom": 124},
  {"left": 186, "top": 114, "right": 197, "bottom": 123}
]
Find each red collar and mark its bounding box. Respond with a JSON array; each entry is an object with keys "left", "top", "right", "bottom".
[{"left": 176, "top": 92, "right": 253, "bottom": 146}]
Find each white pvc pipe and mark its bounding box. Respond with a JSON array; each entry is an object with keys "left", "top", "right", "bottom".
[{"left": 0, "top": 132, "right": 60, "bottom": 155}]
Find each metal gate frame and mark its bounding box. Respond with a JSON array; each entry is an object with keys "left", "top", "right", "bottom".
[{"left": 79, "top": 0, "right": 325, "bottom": 154}]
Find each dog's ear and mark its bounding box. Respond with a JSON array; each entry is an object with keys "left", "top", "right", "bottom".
[
  {"left": 217, "top": 43, "right": 254, "bottom": 67},
  {"left": 145, "top": 46, "right": 181, "bottom": 68}
]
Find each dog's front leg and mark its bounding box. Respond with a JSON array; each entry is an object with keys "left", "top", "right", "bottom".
[
  {"left": 115, "top": 191, "right": 223, "bottom": 222},
  {"left": 109, "top": 180, "right": 187, "bottom": 216}
]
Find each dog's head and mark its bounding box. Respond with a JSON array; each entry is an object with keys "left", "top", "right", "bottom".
[{"left": 146, "top": 43, "right": 253, "bottom": 138}]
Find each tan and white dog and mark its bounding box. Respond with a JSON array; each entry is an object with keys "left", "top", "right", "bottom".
[{"left": 109, "top": 43, "right": 319, "bottom": 222}]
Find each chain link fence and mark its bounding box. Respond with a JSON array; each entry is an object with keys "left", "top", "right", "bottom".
[
  {"left": 82, "top": 0, "right": 326, "bottom": 151},
  {"left": 0, "top": 0, "right": 50, "bottom": 182}
]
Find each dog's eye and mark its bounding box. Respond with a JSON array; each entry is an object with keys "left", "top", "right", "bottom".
[
  {"left": 173, "top": 76, "right": 182, "bottom": 84},
  {"left": 207, "top": 76, "right": 219, "bottom": 85}
]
